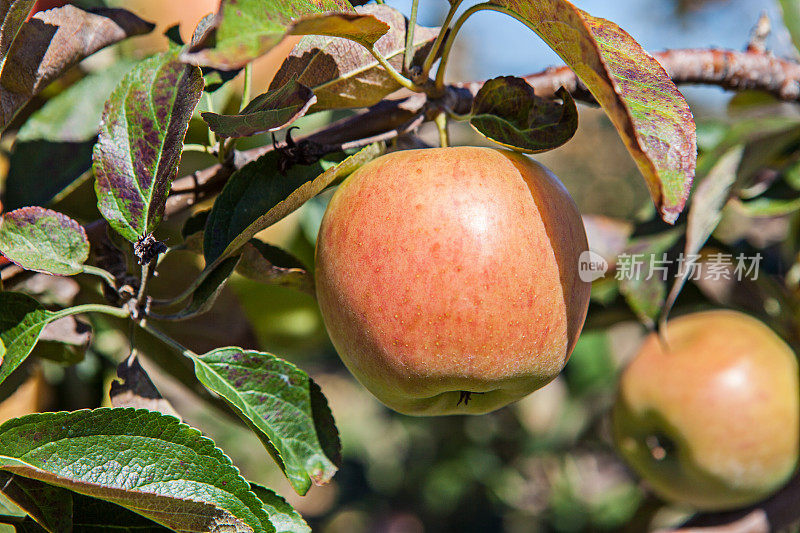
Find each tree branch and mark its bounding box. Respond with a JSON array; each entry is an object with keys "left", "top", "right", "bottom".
[{"left": 162, "top": 48, "right": 800, "bottom": 221}]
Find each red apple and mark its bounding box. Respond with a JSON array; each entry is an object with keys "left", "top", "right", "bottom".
[{"left": 314, "top": 147, "right": 590, "bottom": 415}]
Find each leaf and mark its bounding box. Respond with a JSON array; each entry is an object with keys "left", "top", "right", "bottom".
[
  {"left": 188, "top": 347, "right": 341, "bottom": 495},
  {"left": 734, "top": 196, "right": 800, "bottom": 217},
  {"left": 0, "top": 472, "right": 72, "bottom": 532},
  {"left": 0, "top": 489, "right": 25, "bottom": 519},
  {"left": 36, "top": 315, "right": 92, "bottom": 365},
  {"left": 249, "top": 484, "right": 310, "bottom": 533},
  {"left": 0, "top": 409, "right": 274, "bottom": 533},
  {"left": 488, "top": 0, "right": 696, "bottom": 223},
  {"left": 0, "top": 207, "right": 89, "bottom": 276},
  {"left": 110, "top": 353, "right": 180, "bottom": 418},
  {"left": 0, "top": 293, "right": 57, "bottom": 387},
  {"left": 93, "top": 52, "right": 204, "bottom": 242},
  {"left": 271, "top": 5, "right": 440, "bottom": 110},
  {"left": 3, "top": 60, "right": 134, "bottom": 210},
  {"left": 470, "top": 78, "right": 577, "bottom": 153},
  {"left": 182, "top": 0, "right": 353, "bottom": 70},
  {"left": 663, "top": 147, "right": 743, "bottom": 323},
  {"left": 156, "top": 255, "right": 241, "bottom": 321},
  {"left": 204, "top": 142, "right": 384, "bottom": 266},
  {"left": 0, "top": 1, "right": 35, "bottom": 72},
  {"left": 779, "top": 0, "right": 800, "bottom": 55},
  {"left": 618, "top": 230, "right": 681, "bottom": 326},
  {"left": 287, "top": 11, "right": 388, "bottom": 47},
  {"left": 66, "top": 490, "right": 172, "bottom": 531},
  {"left": 0, "top": 5, "right": 154, "bottom": 131},
  {"left": 202, "top": 78, "right": 317, "bottom": 139},
  {"left": 237, "top": 240, "right": 314, "bottom": 296}
]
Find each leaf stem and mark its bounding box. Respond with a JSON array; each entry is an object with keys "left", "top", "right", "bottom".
[
  {"left": 140, "top": 322, "right": 198, "bottom": 358},
  {"left": 405, "top": 0, "right": 420, "bottom": 71},
  {"left": 435, "top": 2, "right": 507, "bottom": 91},
  {"left": 434, "top": 112, "right": 450, "bottom": 147},
  {"left": 183, "top": 143, "right": 211, "bottom": 154},
  {"left": 422, "top": 0, "right": 465, "bottom": 77},
  {"left": 53, "top": 303, "right": 131, "bottom": 320},
  {"left": 240, "top": 63, "right": 253, "bottom": 111},
  {"left": 205, "top": 92, "right": 218, "bottom": 149},
  {"left": 135, "top": 259, "right": 156, "bottom": 322},
  {"left": 368, "top": 47, "right": 421, "bottom": 92},
  {"left": 82, "top": 265, "right": 117, "bottom": 289}
]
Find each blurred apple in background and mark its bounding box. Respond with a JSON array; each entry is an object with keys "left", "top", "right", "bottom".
[{"left": 613, "top": 310, "right": 800, "bottom": 510}]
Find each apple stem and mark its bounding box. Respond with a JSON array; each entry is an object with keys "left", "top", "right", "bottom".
[
  {"left": 434, "top": 112, "right": 449, "bottom": 148},
  {"left": 457, "top": 391, "right": 485, "bottom": 406}
]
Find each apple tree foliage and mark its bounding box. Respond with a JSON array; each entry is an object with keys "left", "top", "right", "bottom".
[{"left": 5, "top": 0, "right": 798, "bottom": 529}]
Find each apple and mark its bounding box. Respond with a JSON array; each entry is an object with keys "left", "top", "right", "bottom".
[
  {"left": 314, "top": 147, "right": 591, "bottom": 416},
  {"left": 613, "top": 310, "right": 800, "bottom": 510}
]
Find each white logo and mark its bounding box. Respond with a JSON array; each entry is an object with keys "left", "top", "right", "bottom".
[{"left": 579, "top": 250, "right": 608, "bottom": 283}]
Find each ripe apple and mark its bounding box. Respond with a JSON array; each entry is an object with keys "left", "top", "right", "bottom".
[
  {"left": 314, "top": 147, "right": 591, "bottom": 416},
  {"left": 613, "top": 310, "right": 800, "bottom": 510}
]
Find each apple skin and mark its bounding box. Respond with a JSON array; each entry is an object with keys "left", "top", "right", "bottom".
[
  {"left": 314, "top": 147, "right": 590, "bottom": 416},
  {"left": 613, "top": 310, "right": 800, "bottom": 511}
]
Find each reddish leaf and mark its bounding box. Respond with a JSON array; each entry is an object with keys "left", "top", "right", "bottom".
[
  {"left": 287, "top": 11, "right": 389, "bottom": 48},
  {"left": 271, "top": 5, "right": 439, "bottom": 110},
  {"left": 0, "top": 5, "right": 154, "bottom": 130},
  {"left": 0, "top": 207, "right": 89, "bottom": 276},
  {"left": 488, "top": 0, "right": 696, "bottom": 223},
  {"left": 93, "top": 52, "right": 203, "bottom": 242}
]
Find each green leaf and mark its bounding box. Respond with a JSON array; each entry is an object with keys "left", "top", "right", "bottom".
[
  {"left": 204, "top": 142, "right": 384, "bottom": 266},
  {"left": 93, "top": 52, "right": 204, "bottom": 242},
  {"left": 487, "top": 0, "right": 696, "bottom": 223},
  {"left": 0, "top": 472, "right": 72, "bottom": 532},
  {"left": 188, "top": 348, "right": 341, "bottom": 495},
  {"left": 618, "top": 230, "right": 681, "bottom": 326},
  {"left": 249, "top": 484, "right": 310, "bottom": 533},
  {"left": 182, "top": 0, "right": 353, "bottom": 70},
  {"left": 735, "top": 196, "right": 800, "bottom": 217},
  {"left": 202, "top": 78, "right": 317, "bottom": 139},
  {"left": 0, "top": 207, "right": 89, "bottom": 276},
  {"left": 0, "top": 409, "right": 275, "bottom": 533},
  {"left": 0, "top": 5, "right": 154, "bottom": 131},
  {"left": 779, "top": 0, "right": 800, "bottom": 55},
  {"left": 470, "top": 78, "right": 577, "bottom": 153},
  {"left": 0, "top": 293, "right": 56, "bottom": 388},
  {"left": 237, "top": 240, "right": 314, "bottom": 296},
  {"left": 663, "top": 147, "right": 743, "bottom": 320},
  {"left": 271, "top": 5, "right": 439, "bottom": 110},
  {"left": 155, "top": 255, "right": 241, "bottom": 321},
  {"left": 287, "top": 11, "right": 388, "bottom": 47},
  {"left": 0, "top": 490, "right": 25, "bottom": 519}
]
